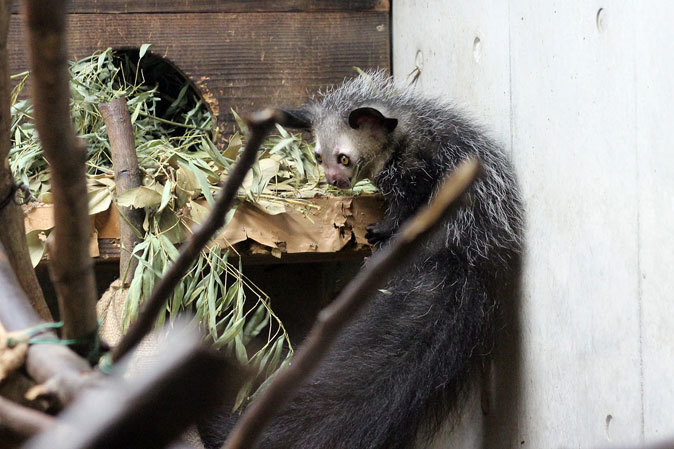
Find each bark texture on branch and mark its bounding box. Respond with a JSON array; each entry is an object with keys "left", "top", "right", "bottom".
[
  {"left": 0, "top": 0, "right": 51, "bottom": 321},
  {"left": 99, "top": 98, "right": 144, "bottom": 285},
  {"left": 0, "top": 395, "right": 54, "bottom": 447},
  {"left": 111, "top": 109, "right": 284, "bottom": 362},
  {"left": 25, "top": 323, "right": 245, "bottom": 449},
  {"left": 23, "top": 0, "right": 98, "bottom": 352},
  {"left": 0, "top": 243, "right": 91, "bottom": 409},
  {"left": 223, "top": 158, "right": 481, "bottom": 449}
]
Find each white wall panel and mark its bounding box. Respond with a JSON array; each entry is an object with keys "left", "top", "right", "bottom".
[
  {"left": 394, "top": 0, "right": 673, "bottom": 447},
  {"left": 635, "top": 1, "right": 674, "bottom": 441},
  {"left": 393, "top": 0, "right": 511, "bottom": 148},
  {"left": 508, "top": 2, "right": 641, "bottom": 447}
]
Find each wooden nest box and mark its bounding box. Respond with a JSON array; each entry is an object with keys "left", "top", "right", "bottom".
[{"left": 8, "top": 0, "right": 391, "bottom": 136}]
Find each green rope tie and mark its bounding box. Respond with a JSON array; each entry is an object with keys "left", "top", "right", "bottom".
[
  {"left": 5, "top": 321, "right": 103, "bottom": 365},
  {"left": 98, "top": 353, "right": 114, "bottom": 374},
  {"left": 5, "top": 321, "right": 66, "bottom": 347}
]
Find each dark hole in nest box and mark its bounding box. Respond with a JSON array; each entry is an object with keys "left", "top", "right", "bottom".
[{"left": 114, "top": 48, "right": 215, "bottom": 140}]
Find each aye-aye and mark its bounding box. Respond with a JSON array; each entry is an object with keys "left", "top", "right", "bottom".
[{"left": 200, "top": 71, "right": 524, "bottom": 449}]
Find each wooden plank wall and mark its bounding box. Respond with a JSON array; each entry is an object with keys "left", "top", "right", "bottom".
[{"left": 8, "top": 1, "right": 390, "bottom": 136}]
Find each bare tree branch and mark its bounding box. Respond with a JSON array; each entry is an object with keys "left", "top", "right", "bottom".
[
  {"left": 111, "top": 108, "right": 285, "bottom": 362},
  {"left": 0, "top": 0, "right": 51, "bottom": 321},
  {"left": 0, "top": 395, "right": 54, "bottom": 446},
  {"left": 99, "top": 98, "right": 144, "bottom": 285},
  {"left": 223, "top": 158, "right": 482, "bottom": 449},
  {"left": 0, "top": 243, "right": 91, "bottom": 409},
  {"left": 23, "top": 0, "right": 99, "bottom": 353},
  {"left": 24, "top": 321, "right": 247, "bottom": 449}
]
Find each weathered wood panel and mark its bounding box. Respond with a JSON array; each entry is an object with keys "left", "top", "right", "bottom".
[
  {"left": 10, "top": 0, "right": 389, "bottom": 14},
  {"left": 8, "top": 11, "right": 390, "bottom": 135}
]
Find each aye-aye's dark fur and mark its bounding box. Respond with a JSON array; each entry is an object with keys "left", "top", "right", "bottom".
[{"left": 200, "top": 72, "right": 524, "bottom": 449}]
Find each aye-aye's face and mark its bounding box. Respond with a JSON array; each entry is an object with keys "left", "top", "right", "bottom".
[{"left": 313, "top": 108, "right": 398, "bottom": 189}]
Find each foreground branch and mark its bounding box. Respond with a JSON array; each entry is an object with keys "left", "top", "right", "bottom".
[
  {"left": 24, "top": 0, "right": 98, "bottom": 353},
  {"left": 25, "top": 322, "right": 246, "bottom": 449},
  {"left": 99, "top": 98, "right": 144, "bottom": 284},
  {"left": 111, "top": 109, "right": 286, "bottom": 362},
  {"left": 0, "top": 0, "right": 51, "bottom": 321},
  {"left": 0, "top": 244, "right": 91, "bottom": 409},
  {"left": 223, "top": 158, "right": 482, "bottom": 449},
  {"left": 0, "top": 395, "right": 54, "bottom": 445}
]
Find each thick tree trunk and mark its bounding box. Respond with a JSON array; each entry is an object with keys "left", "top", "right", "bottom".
[
  {"left": 23, "top": 0, "right": 98, "bottom": 354},
  {"left": 0, "top": 0, "right": 51, "bottom": 321}
]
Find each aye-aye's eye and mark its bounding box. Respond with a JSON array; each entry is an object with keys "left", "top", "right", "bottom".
[
  {"left": 315, "top": 153, "right": 323, "bottom": 163},
  {"left": 338, "top": 154, "right": 351, "bottom": 166}
]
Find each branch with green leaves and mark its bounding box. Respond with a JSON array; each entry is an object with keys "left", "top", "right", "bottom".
[{"left": 111, "top": 109, "right": 299, "bottom": 363}]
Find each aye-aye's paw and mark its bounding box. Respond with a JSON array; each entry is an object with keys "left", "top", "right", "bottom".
[{"left": 365, "top": 222, "right": 394, "bottom": 245}]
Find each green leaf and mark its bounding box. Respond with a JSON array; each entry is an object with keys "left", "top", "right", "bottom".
[
  {"left": 201, "top": 137, "right": 230, "bottom": 168},
  {"left": 139, "top": 43, "right": 152, "bottom": 60},
  {"left": 157, "top": 180, "right": 172, "bottom": 213},
  {"left": 206, "top": 269, "right": 217, "bottom": 335},
  {"left": 233, "top": 379, "right": 253, "bottom": 411},
  {"left": 124, "top": 273, "right": 143, "bottom": 330},
  {"left": 25, "top": 230, "right": 47, "bottom": 267},
  {"left": 231, "top": 109, "right": 248, "bottom": 136},
  {"left": 234, "top": 335, "right": 249, "bottom": 365},
  {"left": 188, "top": 200, "right": 210, "bottom": 224},
  {"left": 262, "top": 200, "right": 289, "bottom": 216},
  {"left": 265, "top": 337, "right": 285, "bottom": 377},
  {"left": 275, "top": 123, "right": 289, "bottom": 138},
  {"left": 157, "top": 209, "right": 186, "bottom": 244},
  {"left": 269, "top": 137, "right": 296, "bottom": 154},
  {"left": 165, "top": 83, "right": 190, "bottom": 117},
  {"left": 159, "top": 234, "right": 180, "bottom": 261},
  {"left": 116, "top": 186, "right": 162, "bottom": 209},
  {"left": 170, "top": 282, "right": 185, "bottom": 316},
  {"left": 222, "top": 132, "right": 243, "bottom": 160},
  {"left": 175, "top": 165, "right": 200, "bottom": 199},
  {"left": 130, "top": 102, "right": 142, "bottom": 124},
  {"left": 88, "top": 186, "right": 112, "bottom": 215},
  {"left": 244, "top": 305, "right": 270, "bottom": 339},
  {"left": 97, "top": 51, "right": 107, "bottom": 70},
  {"left": 183, "top": 160, "right": 214, "bottom": 206},
  {"left": 213, "top": 316, "right": 246, "bottom": 349}
]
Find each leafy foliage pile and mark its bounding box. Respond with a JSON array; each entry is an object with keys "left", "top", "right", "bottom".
[{"left": 9, "top": 46, "right": 375, "bottom": 407}]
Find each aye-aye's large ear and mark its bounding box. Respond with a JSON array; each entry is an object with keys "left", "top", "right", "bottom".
[
  {"left": 276, "top": 108, "right": 313, "bottom": 131},
  {"left": 348, "top": 107, "right": 398, "bottom": 133}
]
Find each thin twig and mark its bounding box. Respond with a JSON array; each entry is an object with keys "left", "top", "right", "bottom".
[
  {"left": 0, "top": 0, "right": 51, "bottom": 321},
  {"left": 223, "top": 158, "right": 482, "bottom": 449},
  {"left": 0, "top": 395, "right": 54, "bottom": 445},
  {"left": 99, "top": 97, "right": 144, "bottom": 284},
  {"left": 24, "top": 0, "right": 98, "bottom": 354},
  {"left": 111, "top": 109, "right": 286, "bottom": 362}
]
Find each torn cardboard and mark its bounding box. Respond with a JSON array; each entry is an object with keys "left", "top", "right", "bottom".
[{"left": 25, "top": 196, "right": 384, "bottom": 260}]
